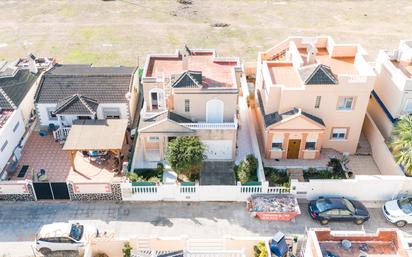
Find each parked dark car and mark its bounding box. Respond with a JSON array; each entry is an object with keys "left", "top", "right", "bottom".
[{"left": 308, "top": 197, "right": 370, "bottom": 225}]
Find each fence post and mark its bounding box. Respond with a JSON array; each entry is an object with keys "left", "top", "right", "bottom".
[{"left": 262, "top": 180, "right": 269, "bottom": 193}]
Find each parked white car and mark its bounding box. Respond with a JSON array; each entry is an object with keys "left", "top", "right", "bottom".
[
  {"left": 34, "top": 222, "right": 98, "bottom": 255},
  {"left": 382, "top": 197, "right": 412, "bottom": 227}
]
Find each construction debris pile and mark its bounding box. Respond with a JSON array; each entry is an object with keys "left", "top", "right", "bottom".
[{"left": 248, "top": 194, "right": 298, "bottom": 213}]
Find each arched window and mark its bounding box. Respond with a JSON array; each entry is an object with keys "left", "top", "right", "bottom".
[
  {"left": 149, "top": 88, "right": 164, "bottom": 110},
  {"left": 206, "top": 99, "right": 224, "bottom": 123}
]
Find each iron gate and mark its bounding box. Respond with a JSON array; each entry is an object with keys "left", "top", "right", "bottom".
[{"left": 33, "top": 182, "right": 70, "bottom": 200}]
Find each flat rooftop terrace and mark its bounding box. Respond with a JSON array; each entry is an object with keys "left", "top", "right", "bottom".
[
  {"left": 319, "top": 241, "right": 398, "bottom": 257},
  {"left": 299, "top": 47, "right": 358, "bottom": 75},
  {"left": 267, "top": 62, "right": 301, "bottom": 87},
  {"left": 147, "top": 53, "right": 238, "bottom": 87},
  {"left": 391, "top": 60, "right": 412, "bottom": 79}
]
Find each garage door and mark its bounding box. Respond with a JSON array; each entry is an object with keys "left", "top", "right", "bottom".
[{"left": 202, "top": 140, "right": 232, "bottom": 160}]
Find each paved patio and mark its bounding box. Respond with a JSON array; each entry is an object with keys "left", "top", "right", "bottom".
[
  {"left": 200, "top": 161, "right": 236, "bottom": 185},
  {"left": 12, "top": 133, "right": 128, "bottom": 182}
]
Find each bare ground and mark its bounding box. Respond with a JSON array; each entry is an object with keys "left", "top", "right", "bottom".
[{"left": 0, "top": 0, "right": 411, "bottom": 65}]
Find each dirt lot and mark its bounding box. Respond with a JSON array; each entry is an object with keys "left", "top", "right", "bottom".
[{"left": 0, "top": 0, "right": 411, "bottom": 65}]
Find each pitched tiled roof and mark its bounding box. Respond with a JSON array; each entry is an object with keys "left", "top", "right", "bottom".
[
  {"left": 171, "top": 71, "right": 202, "bottom": 88},
  {"left": 0, "top": 69, "right": 40, "bottom": 109},
  {"left": 256, "top": 90, "right": 324, "bottom": 127},
  {"left": 299, "top": 64, "right": 337, "bottom": 85},
  {"left": 35, "top": 64, "right": 136, "bottom": 104},
  {"left": 138, "top": 111, "right": 195, "bottom": 133},
  {"left": 53, "top": 94, "right": 98, "bottom": 115}
]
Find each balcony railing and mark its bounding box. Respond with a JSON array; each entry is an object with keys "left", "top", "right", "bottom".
[
  {"left": 181, "top": 115, "right": 238, "bottom": 130},
  {"left": 52, "top": 127, "right": 71, "bottom": 141}
]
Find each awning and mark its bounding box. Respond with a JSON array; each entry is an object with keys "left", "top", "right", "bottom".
[{"left": 63, "top": 119, "right": 128, "bottom": 151}]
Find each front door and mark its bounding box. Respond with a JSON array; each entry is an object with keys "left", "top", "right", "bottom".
[{"left": 287, "top": 139, "right": 301, "bottom": 159}]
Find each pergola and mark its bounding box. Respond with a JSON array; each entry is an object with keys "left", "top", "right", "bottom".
[{"left": 62, "top": 119, "right": 129, "bottom": 172}]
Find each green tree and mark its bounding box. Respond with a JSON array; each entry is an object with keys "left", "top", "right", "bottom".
[
  {"left": 391, "top": 115, "right": 412, "bottom": 176},
  {"left": 166, "top": 136, "right": 205, "bottom": 178},
  {"left": 237, "top": 154, "right": 258, "bottom": 183}
]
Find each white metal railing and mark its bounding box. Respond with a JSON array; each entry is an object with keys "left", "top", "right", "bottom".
[
  {"left": 180, "top": 115, "right": 238, "bottom": 130},
  {"left": 185, "top": 250, "right": 245, "bottom": 257},
  {"left": 240, "top": 185, "right": 263, "bottom": 194},
  {"left": 267, "top": 186, "right": 290, "bottom": 194},
  {"left": 131, "top": 186, "right": 158, "bottom": 194},
  {"left": 52, "top": 127, "right": 71, "bottom": 141},
  {"left": 180, "top": 185, "right": 196, "bottom": 194}
]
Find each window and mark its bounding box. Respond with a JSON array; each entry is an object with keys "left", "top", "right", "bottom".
[
  {"left": 13, "top": 122, "right": 20, "bottom": 133},
  {"left": 331, "top": 128, "right": 348, "bottom": 140},
  {"left": 305, "top": 139, "right": 317, "bottom": 150},
  {"left": 1, "top": 140, "right": 8, "bottom": 152},
  {"left": 337, "top": 97, "right": 354, "bottom": 110},
  {"left": 103, "top": 108, "right": 121, "bottom": 119},
  {"left": 339, "top": 209, "right": 352, "bottom": 216},
  {"left": 325, "top": 209, "right": 340, "bottom": 216},
  {"left": 148, "top": 136, "right": 160, "bottom": 143},
  {"left": 315, "top": 96, "right": 321, "bottom": 108},
  {"left": 185, "top": 99, "right": 190, "bottom": 112},
  {"left": 271, "top": 138, "right": 283, "bottom": 150},
  {"left": 404, "top": 99, "right": 412, "bottom": 113},
  {"left": 47, "top": 108, "right": 57, "bottom": 120}
]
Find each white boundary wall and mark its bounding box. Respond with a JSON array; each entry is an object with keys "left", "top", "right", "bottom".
[
  {"left": 121, "top": 182, "right": 289, "bottom": 201},
  {"left": 291, "top": 175, "right": 411, "bottom": 201}
]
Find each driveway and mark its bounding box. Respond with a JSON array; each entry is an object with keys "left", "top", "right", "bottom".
[{"left": 0, "top": 201, "right": 409, "bottom": 243}]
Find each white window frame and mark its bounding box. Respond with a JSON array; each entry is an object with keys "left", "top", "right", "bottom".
[
  {"left": 305, "top": 138, "right": 317, "bottom": 150},
  {"left": 331, "top": 128, "right": 348, "bottom": 140},
  {"left": 1, "top": 140, "right": 8, "bottom": 152},
  {"left": 404, "top": 99, "right": 412, "bottom": 113},
  {"left": 149, "top": 88, "right": 165, "bottom": 110},
  {"left": 271, "top": 138, "right": 283, "bottom": 151},
  {"left": 184, "top": 99, "right": 190, "bottom": 112},
  {"left": 103, "top": 107, "right": 121, "bottom": 119},
  {"left": 337, "top": 97, "right": 354, "bottom": 111},
  {"left": 147, "top": 136, "right": 160, "bottom": 143}
]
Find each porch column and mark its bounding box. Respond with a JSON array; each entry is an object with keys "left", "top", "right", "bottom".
[
  {"left": 282, "top": 133, "right": 289, "bottom": 159},
  {"left": 265, "top": 132, "right": 273, "bottom": 159},
  {"left": 298, "top": 133, "right": 308, "bottom": 159},
  {"left": 315, "top": 132, "right": 324, "bottom": 159},
  {"left": 141, "top": 136, "right": 147, "bottom": 160},
  {"left": 57, "top": 115, "right": 63, "bottom": 127},
  {"left": 69, "top": 150, "right": 76, "bottom": 171},
  {"left": 159, "top": 136, "right": 165, "bottom": 160}
]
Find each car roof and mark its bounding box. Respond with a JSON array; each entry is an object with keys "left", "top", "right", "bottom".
[
  {"left": 317, "top": 197, "right": 348, "bottom": 210},
  {"left": 37, "top": 223, "right": 72, "bottom": 239}
]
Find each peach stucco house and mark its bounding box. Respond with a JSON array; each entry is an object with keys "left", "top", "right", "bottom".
[
  {"left": 137, "top": 48, "right": 242, "bottom": 162},
  {"left": 255, "top": 36, "right": 376, "bottom": 160},
  {"left": 368, "top": 40, "right": 412, "bottom": 140}
]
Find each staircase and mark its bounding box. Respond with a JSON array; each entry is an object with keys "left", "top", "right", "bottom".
[{"left": 52, "top": 127, "right": 71, "bottom": 141}]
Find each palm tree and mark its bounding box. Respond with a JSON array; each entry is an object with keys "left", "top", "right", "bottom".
[{"left": 390, "top": 115, "right": 412, "bottom": 176}]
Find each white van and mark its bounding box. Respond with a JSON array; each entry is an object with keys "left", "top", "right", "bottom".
[
  {"left": 382, "top": 197, "right": 412, "bottom": 227},
  {"left": 34, "top": 222, "right": 98, "bottom": 255}
]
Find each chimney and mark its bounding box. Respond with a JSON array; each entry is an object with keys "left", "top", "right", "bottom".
[
  {"left": 306, "top": 43, "right": 317, "bottom": 65},
  {"left": 27, "top": 53, "right": 38, "bottom": 74},
  {"left": 182, "top": 53, "right": 188, "bottom": 70}
]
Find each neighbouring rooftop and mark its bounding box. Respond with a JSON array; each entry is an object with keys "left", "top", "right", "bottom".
[
  {"left": 382, "top": 40, "right": 412, "bottom": 79},
  {"left": 262, "top": 37, "right": 369, "bottom": 88},
  {"left": 307, "top": 229, "right": 409, "bottom": 257},
  {"left": 35, "top": 64, "right": 136, "bottom": 104},
  {"left": 391, "top": 60, "right": 412, "bottom": 79},
  {"left": 0, "top": 109, "right": 13, "bottom": 130},
  {"left": 145, "top": 50, "right": 240, "bottom": 88}
]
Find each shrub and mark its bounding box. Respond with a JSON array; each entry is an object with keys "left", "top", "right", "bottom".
[
  {"left": 127, "top": 172, "right": 144, "bottom": 182},
  {"left": 236, "top": 154, "right": 258, "bottom": 183},
  {"left": 122, "top": 242, "right": 132, "bottom": 257},
  {"left": 166, "top": 136, "right": 205, "bottom": 178},
  {"left": 264, "top": 167, "right": 289, "bottom": 186},
  {"left": 253, "top": 241, "right": 268, "bottom": 257}
]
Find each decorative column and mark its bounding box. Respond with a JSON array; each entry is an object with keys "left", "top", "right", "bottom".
[
  {"left": 265, "top": 132, "right": 273, "bottom": 159},
  {"left": 315, "top": 132, "right": 324, "bottom": 159},
  {"left": 298, "top": 133, "right": 308, "bottom": 159},
  {"left": 282, "top": 133, "right": 290, "bottom": 159}
]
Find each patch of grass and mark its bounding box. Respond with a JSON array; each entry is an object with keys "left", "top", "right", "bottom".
[{"left": 64, "top": 48, "right": 119, "bottom": 65}]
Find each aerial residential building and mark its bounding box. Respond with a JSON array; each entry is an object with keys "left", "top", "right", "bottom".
[
  {"left": 303, "top": 228, "right": 410, "bottom": 257},
  {"left": 368, "top": 40, "right": 412, "bottom": 140},
  {"left": 136, "top": 47, "right": 242, "bottom": 163},
  {"left": 255, "top": 36, "right": 376, "bottom": 160},
  {"left": 34, "top": 64, "right": 139, "bottom": 140},
  {"left": 0, "top": 55, "right": 54, "bottom": 178}
]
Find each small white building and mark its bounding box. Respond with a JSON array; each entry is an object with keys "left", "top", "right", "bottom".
[
  {"left": 34, "top": 64, "right": 139, "bottom": 140},
  {"left": 0, "top": 55, "right": 53, "bottom": 178}
]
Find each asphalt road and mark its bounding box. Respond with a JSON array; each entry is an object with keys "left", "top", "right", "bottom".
[{"left": 0, "top": 200, "right": 410, "bottom": 243}]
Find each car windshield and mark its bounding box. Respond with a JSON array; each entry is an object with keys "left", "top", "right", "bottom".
[
  {"left": 316, "top": 199, "right": 332, "bottom": 212},
  {"left": 397, "top": 198, "right": 412, "bottom": 215},
  {"left": 69, "top": 224, "right": 84, "bottom": 241},
  {"left": 341, "top": 198, "right": 356, "bottom": 213}
]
